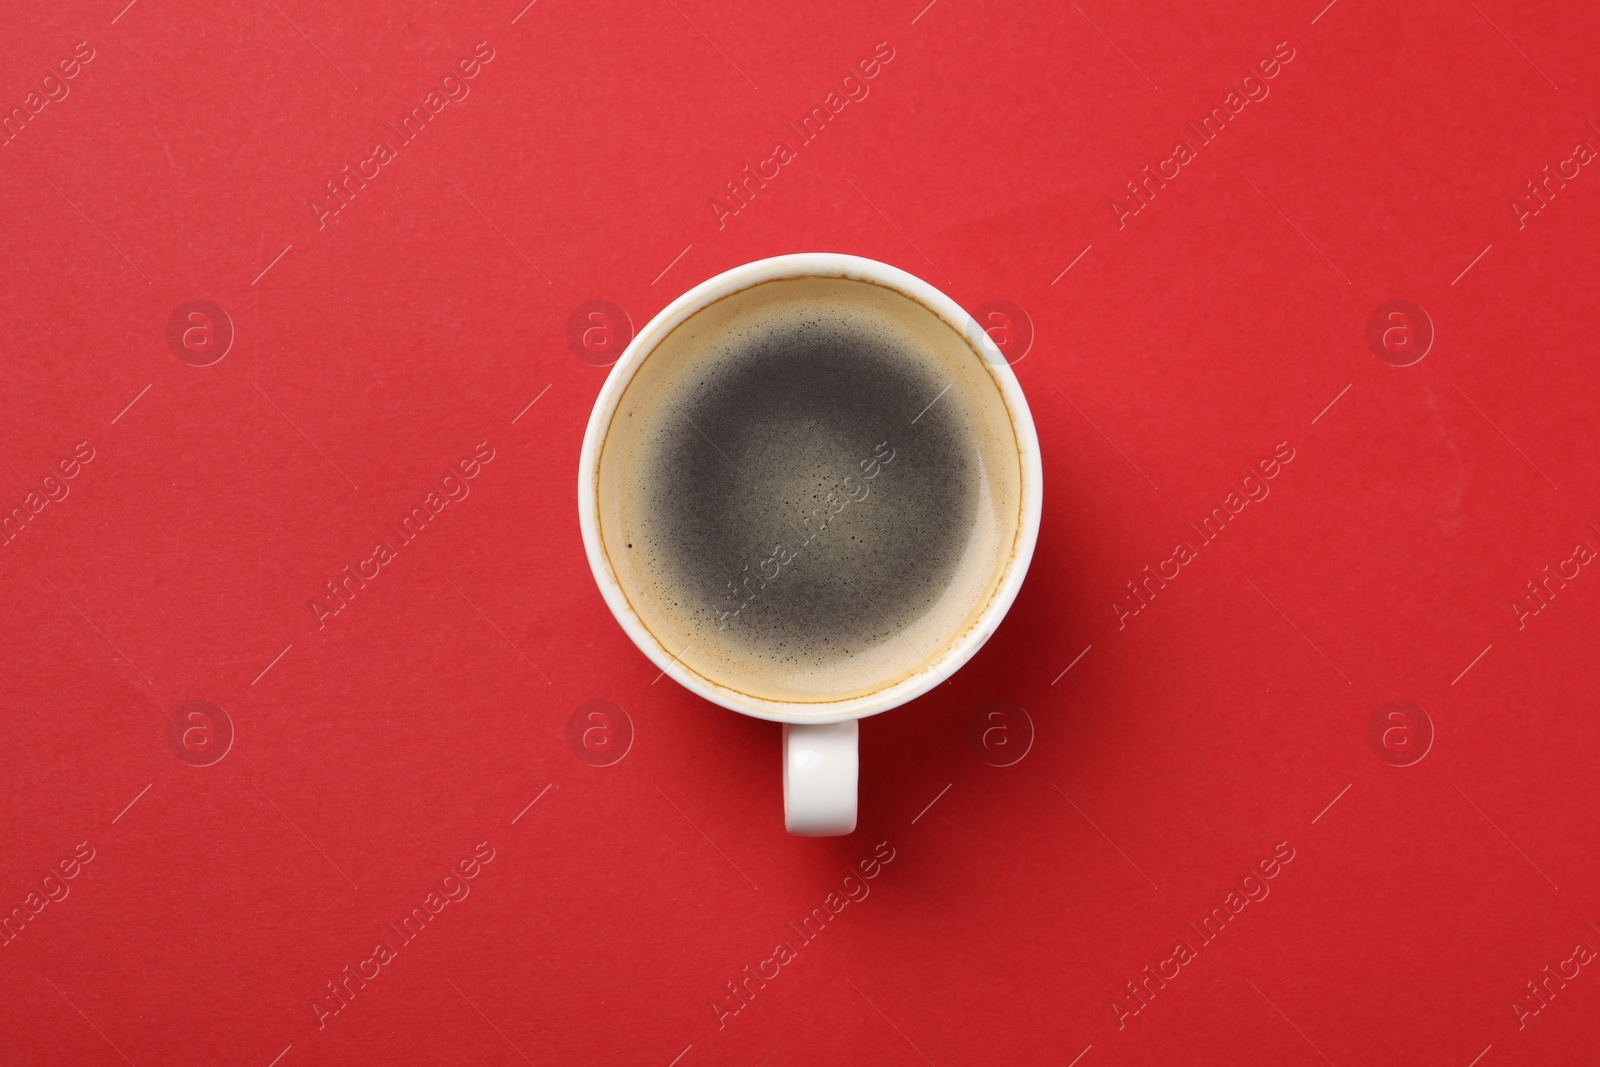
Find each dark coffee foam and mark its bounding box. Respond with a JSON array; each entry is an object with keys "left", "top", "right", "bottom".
[
  {"left": 600, "top": 276, "right": 1021, "bottom": 704},
  {"left": 641, "top": 315, "right": 976, "bottom": 663}
]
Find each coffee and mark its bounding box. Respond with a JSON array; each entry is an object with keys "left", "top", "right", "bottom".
[{"left": 593, "top": 275, "right": 1023, "bottom": 704}]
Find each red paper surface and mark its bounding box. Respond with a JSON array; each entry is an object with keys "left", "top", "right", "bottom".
[{"left": 3, "top": 1, "right": 1598, "bottom": 1064}]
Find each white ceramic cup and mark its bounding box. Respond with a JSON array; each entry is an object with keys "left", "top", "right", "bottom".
[{"left": 578, "top": 253, "right": 1042, "bottom": 835}]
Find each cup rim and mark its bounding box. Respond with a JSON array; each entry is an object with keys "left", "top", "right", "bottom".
[{"left": 577, "top": 253, "right": 1043, "bottom": 724}]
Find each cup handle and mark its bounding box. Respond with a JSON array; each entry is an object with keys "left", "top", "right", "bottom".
[{"left": 783, "top": 721, "right": 858, "bottom": 836}]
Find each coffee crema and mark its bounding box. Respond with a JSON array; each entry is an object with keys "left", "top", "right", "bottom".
[{"left": 594, "top": 275, "right": 1023, "bottom": 705}]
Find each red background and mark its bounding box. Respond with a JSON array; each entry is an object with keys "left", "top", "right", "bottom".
[{"left": 2, "top": 0, "right": 1597, "bottom": 1064}]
